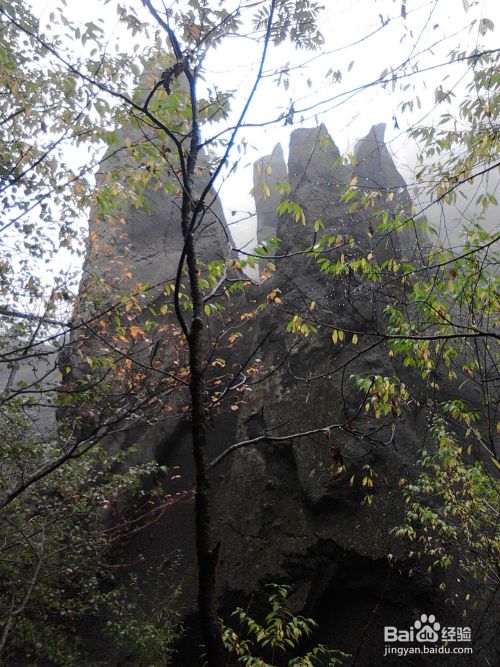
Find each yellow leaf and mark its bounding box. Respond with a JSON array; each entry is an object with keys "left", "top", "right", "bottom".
[
  {"left": 352, "top": 333, "right": 358, "bottom": 345},
  {"left": 332, "top": 329, "right": 338, "bottom": 344}
]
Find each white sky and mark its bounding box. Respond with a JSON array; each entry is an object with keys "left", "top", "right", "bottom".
[
  {"left": 29, "top": 0, "right": 500, "bottom": 276},
  {"left": 198, "top": 0, "right": 500, "bottom": 249}
]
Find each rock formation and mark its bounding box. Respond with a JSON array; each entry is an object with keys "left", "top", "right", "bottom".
[
  {"left": 62, "top": 123, "right": 494, "bottom": 665},
  {"left": 253, "top": 142, "right": 288, "bottom": 244},
  {"left": 84, "top": 130, "right": 232, "bottom": 294},
  {"left": 60, "top": 123, "right": 235, "bottom": 465},
  {"left": 353, "top": 122, "right": 425, "bottom": 263},
  {"left": 212, "top": 125, "right": 461, "bottom": 664},
  {"left": 0, "top": 340, "right": 61, "bottom": 437}
]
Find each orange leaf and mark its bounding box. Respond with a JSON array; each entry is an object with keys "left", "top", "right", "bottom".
[{"left": 129, "top": 325, "right": 144, "bottom": 339}]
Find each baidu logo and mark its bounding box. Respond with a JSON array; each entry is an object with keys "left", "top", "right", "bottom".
[
  {"left": 384, "top": 613, "right": 441, "bottom": 643},
  {"left": 383, "top": 613, "right": 473, "bottom": 658},
  {"left": 413, "top": 614, "right": 440, "bottom": 642}
]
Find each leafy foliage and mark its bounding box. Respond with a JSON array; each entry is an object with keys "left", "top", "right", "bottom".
[
  {"left": 222, "top": 585, "right": 349, "bottom": 666},
  {"left": 0, "top": 0, "right": 110, "bottom": 311},
  {"left": 393, "top": 417, "right": 499, "bottom": 598},
  {"left": 0, "top": 400, "right": 180, "bottom": 664},
  {"left": 411, "top": 49, "right": 500, "bottom": 204},
  {"left": 1, "top": 0, "right": 499, "bottom": 663}
]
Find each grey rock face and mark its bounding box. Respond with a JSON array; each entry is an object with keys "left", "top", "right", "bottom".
[
  {"left": 0, "top": 342, "right": 60, "bottom": 437},
  {"left": 217, "top": 124, "right": 419, "bottom": 564},
  {"left": 0, "top": 339, "right": 62, "bottom": 507},
  {"left": 63, "top": 123, "right": 235, "bottom": 464},
  {"left": 280, "top": 124, "right": 353, "bottom": 253},
  {"left": 253, "top": 142, "right": 287, "bottom": 245},
  {"left": 353, "top": 123, "right": 426, "bottom": 263},
  {"left": 212, "top": 124, "right": 486, "bottom": 665},
  {"left": 353, "top": 123, "right": 407, "bottom": 192},
  {"left": 84, "top": 128, "right": 232, "bottom": 300}
]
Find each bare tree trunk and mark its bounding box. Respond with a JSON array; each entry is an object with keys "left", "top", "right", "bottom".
[{"left": 189, "top": 315, "right": 225, "bottom": 665}]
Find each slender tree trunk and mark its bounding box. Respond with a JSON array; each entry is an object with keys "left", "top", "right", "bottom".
[
  {"left": 189, "top": 313, "right": 226, "bottom": 665},
  {"left": 179, "top": 67, "right": 226, "bottom": 665},
  {"left": 184, "top": 234, "right": 226, "bottom": 664},
  {"left": 168, "top": 2, "right": 276, "bottom": 652}
]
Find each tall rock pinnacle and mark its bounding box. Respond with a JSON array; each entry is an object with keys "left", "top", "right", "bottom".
[{"left": 253, "top": 142, "right": 287, "bottom": 245}]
